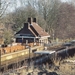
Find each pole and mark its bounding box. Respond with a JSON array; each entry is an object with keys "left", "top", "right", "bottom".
[
  {"left": 53, "top": 33, "right": 54, "bottom": 41},
  {"left": 22, "top": 36, "right": 23, "bottom": 45},
  {"left": 29, "top": 46, "right": 31, "bottom": 67}
]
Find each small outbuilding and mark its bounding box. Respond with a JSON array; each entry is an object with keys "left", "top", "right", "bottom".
[{"left": 15, "top": 18, "right": 50, "bottom": 46}]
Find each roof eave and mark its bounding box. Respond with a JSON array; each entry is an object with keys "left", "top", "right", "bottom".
[
  {"left": 15, "top": 35, "right": 40, "bottom": 38},
  {"left": 40, "top": 35, "right": 50, "bottom": 38}
]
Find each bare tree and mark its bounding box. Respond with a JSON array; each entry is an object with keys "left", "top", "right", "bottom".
[
  {"left": 37, "top": 0, "right": 61, "bottom": 35},
  {"left": 1, "top": 0, "right": 75, "bottom": 39},
  {"left": 55, "top": 2, "right": 75, "bottom": 39},
  {"left": 0, "top": 0, "right": 10, "bottom": 18}
]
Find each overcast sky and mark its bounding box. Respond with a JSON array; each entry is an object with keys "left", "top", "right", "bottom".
[
  {"left": 5, "top": 0, "right": 70, "bottom": 13},
  {"left": 61, "top": 0, "right": 72, "bottom": 2},
  {"left": 62, "top": 0, "right": 68, "bottom": 2}
]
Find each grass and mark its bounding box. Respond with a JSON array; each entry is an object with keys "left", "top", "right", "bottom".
[
  {"left": 1, "top": 55, "right": 75, "bottom": 75},
  {"left": 54, "top": 55, "right": 75, "bottom": 75}
]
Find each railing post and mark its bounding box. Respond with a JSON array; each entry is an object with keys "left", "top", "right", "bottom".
[{"left": 28, "top": 46, "right": 31, "bottom": 67}]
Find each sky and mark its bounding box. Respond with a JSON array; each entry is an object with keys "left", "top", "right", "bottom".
[
  {"left": 61, "top": 0, "right": 68, "bottom": 2},
  {"left": 5, "top": 0, "right": 70, "bottom": 13},
  {"left": 61, "top": 0, "right": 71, "bottom": 2}
]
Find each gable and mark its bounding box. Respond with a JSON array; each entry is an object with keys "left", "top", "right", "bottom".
[{"left": 15, "top": 18, "right": 50, "bottom": 38}]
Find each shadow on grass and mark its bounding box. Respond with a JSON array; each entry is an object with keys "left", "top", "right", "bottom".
[
  {"left": 27, "top": 70, "right": 58, "bottom": 75},
  {"left": 38, "top": 71, "right": 58, "bottom": 75}
]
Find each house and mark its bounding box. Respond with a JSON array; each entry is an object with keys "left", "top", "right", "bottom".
[{"left": 15, "top": 18, "right": 50, "bottom": 46}]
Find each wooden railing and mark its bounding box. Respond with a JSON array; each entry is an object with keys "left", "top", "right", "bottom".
[
  {"left": 1, "top": 45, "right": 44, "bottom": 66},
  {"left": 0, "top": 42, "right": 40, "bottom": 55}
]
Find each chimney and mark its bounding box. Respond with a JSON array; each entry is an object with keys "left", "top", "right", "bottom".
[
  {"left": 33, "top": 18, "right": 36, "bottom": 23},
  {"left": 28, "top": 18, "right": 32, "bottom": 24},
  {"left": 24, "top": 23, "right": 29, "bottom": 29}
]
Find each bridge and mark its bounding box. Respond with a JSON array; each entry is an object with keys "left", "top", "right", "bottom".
[{"left": 1, "top": 45, "right": 44, "bottom": 68}]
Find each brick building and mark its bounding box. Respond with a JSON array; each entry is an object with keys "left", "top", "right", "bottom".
[{"left": 15, "top": 18, "right": 50, "bottom": 46}]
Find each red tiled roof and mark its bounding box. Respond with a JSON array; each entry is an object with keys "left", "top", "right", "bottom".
[
  {"left": 31, "top": 22, "right": 49, "bottom": 37},
  {"left": 16, "top": 20, "right": 50, "bottom": 37}
]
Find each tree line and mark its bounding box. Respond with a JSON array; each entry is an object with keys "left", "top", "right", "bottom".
[{"left": 0, "top": 0, "right": 75, "bottom": 45}]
